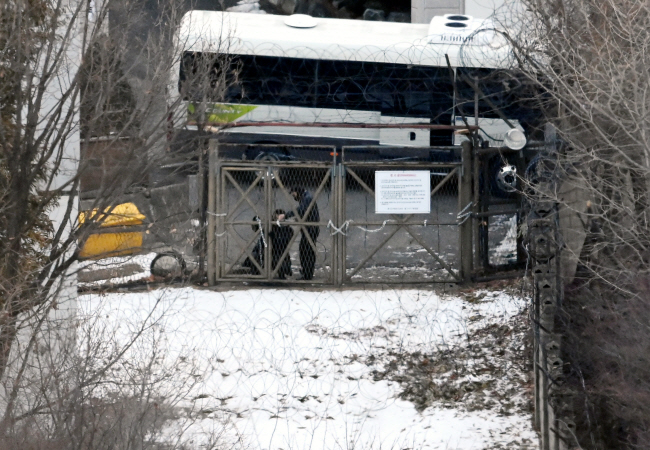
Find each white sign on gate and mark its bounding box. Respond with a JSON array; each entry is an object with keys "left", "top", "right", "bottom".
[{"left": 375, "top": 170, "right": 431, "bottom": 214}]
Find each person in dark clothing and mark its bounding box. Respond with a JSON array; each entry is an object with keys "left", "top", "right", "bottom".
[
  {"left": 242, "top": 216, "right": 264, "bottom": 275},
  {"left": 279, "top": 186, "right": 320, "bottom": 280},
  {"left": 242, "top": 212, "right": 294, "bottom": 279},
  {"left": 270, "top": 209, "right": 293, "bottom": 279}
]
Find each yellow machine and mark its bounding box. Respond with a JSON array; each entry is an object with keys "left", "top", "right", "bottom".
[{"left": 78, "top": 203, "right": 146, "bottom": 259}]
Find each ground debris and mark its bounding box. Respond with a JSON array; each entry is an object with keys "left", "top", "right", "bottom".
[{"left": 367, "top": 310, "right": 532, "bottom": 417}]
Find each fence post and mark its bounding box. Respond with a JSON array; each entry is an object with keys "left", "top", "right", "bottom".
[
  {"left": 336, "top": 162, "right": 346, "bottom": 286},
  {"left": 460, "top": 141, "right": 473, "bottom": 282},
  {"left": 207, "top": 139, "right": 218, "bottom": 286},
  {"left": 528, "top": 199, "right": 574, "bottom": 450}
]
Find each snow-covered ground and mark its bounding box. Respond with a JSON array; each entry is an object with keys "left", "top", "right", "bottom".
[{"left": 79, "top": 286, "right": 538, "bottom": 449}]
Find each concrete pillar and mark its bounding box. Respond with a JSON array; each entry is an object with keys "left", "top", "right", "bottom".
[{"left": 411, "top": 0, "right": 464, "bottom": 24}]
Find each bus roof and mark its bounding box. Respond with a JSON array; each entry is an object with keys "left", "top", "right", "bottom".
[{"left": 177, "top": 11, "right": 513, "bottom": 69}]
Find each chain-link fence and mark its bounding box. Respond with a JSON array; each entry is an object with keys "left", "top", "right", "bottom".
[
  {"left": 75, "top": 138, "right": 531, "bottom": 285},
  {"left": 208, "top": 148, "right": 336, "bottom": 284},
  {"left": 339, "top": 153, "right": 463, "bottom": 283},
  {"left": 206, "top": 143, "right": 482, "bottom": 285}
]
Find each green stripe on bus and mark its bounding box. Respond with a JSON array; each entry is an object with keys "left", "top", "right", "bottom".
[{"left": 188, "top": 103, "right": 257, "bottom": 124}]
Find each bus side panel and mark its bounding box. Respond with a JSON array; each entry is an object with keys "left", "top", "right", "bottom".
[
  {"left": 223, "top": 104, "right": 381, "bottom": 142},
  {"left": 379, "top": 116, "right": 431, "bottom": 147}
]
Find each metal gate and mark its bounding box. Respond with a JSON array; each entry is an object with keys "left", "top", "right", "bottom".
[
  {"left": 206, "top": 143, "right": 476, "bottom": 285},
  {"left": 338, "top": 158, "right": 465, "bottom": 284},
  {"left": 207, "top": 151, "right": 336, "bottom": 284}
]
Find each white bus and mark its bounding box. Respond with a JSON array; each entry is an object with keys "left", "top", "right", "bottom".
[{"left": 169, "top": 10, "right": 534, "bottom": 161}]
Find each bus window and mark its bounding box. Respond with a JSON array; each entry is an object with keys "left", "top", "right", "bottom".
[
  {"left": 180, "top": 52, "right": 456, "bottom": 124},
  {"left": 179, "top": 52, "right": 237, "bottom": 102}
]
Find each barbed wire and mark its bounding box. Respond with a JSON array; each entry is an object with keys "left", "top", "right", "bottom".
[
  {"left": 180, "top": 40, "right": 533, "bottom": 130},
  {"left": 74, "top": 284, "right": 533, "bottom": 449}
]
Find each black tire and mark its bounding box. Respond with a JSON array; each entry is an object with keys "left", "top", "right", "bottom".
[
  {"left": 150, "top": 251, "right": 186, "bottom": 279},
  {"left": 253, "top": 152, "right": 282, "bottom": 187}
]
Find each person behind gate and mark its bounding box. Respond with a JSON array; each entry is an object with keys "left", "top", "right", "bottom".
[
  {"left": 242, "top": 212, "right": 294, "bottom": 279},
  {"left": 270, "top": 209, "right": 293, "bottom": 279},
  {"left": 242, "top": 216, "right": 264, "bottom": 275},
  {"left": 278, "top": 186, "right": 319, "bottom": 280}
]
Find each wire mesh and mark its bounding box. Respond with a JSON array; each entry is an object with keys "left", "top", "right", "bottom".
[
  {"left": 209, "top": 143, "right": 530, "bottom": 284},
  {"left": 210, "top": 144, "right": 467, "bottom": 284},
  {"left": 341, "top": 159, "right": 462, "bottom": 284},
  {"left": 214, "top": 147, "right": 335, "bottom": 283}
]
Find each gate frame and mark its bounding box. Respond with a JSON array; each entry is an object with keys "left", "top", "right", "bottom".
[
  {"left": 206, "top": 138, "right": 527, "bottom": 285},
  {"left": 207, "top": 142, "right": 338, "bottom": 284},
  {"left": 338, "top": 154, "right": 468, "bottom": 284}
]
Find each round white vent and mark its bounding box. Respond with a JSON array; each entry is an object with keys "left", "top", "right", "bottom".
[{"left": 284, "top": 14, "right": 317, "bottom": 28}]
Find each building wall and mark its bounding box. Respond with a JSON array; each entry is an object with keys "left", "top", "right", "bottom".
[
  {"left": 411, "top": 0, "right": 463, "bottom": 23},
  {"left": 412, "top": 0, "right": 511, "bottom": 22},
  {"left": 465, "top": 0, "right": 507, "bottom": 18}
]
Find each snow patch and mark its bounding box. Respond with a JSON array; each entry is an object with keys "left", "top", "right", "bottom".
[{"left": 79, "top": 287, "right": 538, "bottom": 449}]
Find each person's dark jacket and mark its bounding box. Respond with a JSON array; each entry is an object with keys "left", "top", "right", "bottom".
[
  {"left": 285, "top": 191, "right": 319, "bottom": 224},
  {"left": 269, "top": 222, "right": 293, "bottom": 278}
]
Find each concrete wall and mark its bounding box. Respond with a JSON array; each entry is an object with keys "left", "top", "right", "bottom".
[
  {"left": 411, "top": 0, "right": 463, "bottom": 23},
  {"left": 465, "top": 0, "right": 494, "bottom": 17},
  {"left": 47, "top": 0, "right": 81, "bottom": 323},
  {"left": 412, "top": 0, "right": 514, "bottom": 22}
]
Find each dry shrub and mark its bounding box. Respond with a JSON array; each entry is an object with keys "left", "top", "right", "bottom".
[{"left": 561, "top": 275, "right": 650, "bottom": 449}]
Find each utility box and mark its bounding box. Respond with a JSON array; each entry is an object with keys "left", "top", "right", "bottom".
[{"left": 78, "top": 203, "right": 146, "bottom": 259}]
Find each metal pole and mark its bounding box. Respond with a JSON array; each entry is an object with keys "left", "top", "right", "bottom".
[
  {"left": 265, "top": 164, "right": 272, "bottom": 280},
  {"left": 472, "top": 141, "right": 481, "bottom": 272},
  {"left": 207, "top": 140, "right": 217, "bottom": 285},
  {"left": 472, "top": 79, "right": 483, "bottom": 273},
  {"left": 473, "top": 77, "right": 490, "bottom": 271},
  {"left": 198, "top": 136, "right": 208, "bottom": 279},
  {"left": 211, "top": 122, "right": 480, "bottom": 131},
  {"left": 218, "top": 157, "right": 225, "bottom": 279},
  {"left": 336, "top": 163, "right": 344, "bottom": 286},
  {"left": 460, "top": 141, "right": 473, "bottom": 281},
  {"left": 479, "top": 156, "right": 490, "bottom": 269},
  {"left": 338, "top": 153, "right": 348, "bottom": 284}
]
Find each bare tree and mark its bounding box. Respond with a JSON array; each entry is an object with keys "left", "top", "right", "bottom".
[
  {"left": 0, "top": 0, "right": 236, "bottom": 447},
  {"left": 500, "top": 0, "right": 650, "bottom": 447},
  {"left": 0, "top": 0, "right": 149, "bottom": 371}
]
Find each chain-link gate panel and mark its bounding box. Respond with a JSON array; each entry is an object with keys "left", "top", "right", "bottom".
[
  {"left": 207, "top": 142, "right": 472, "bottom": 284},
  {"left": 340, "top": 158, "right": 463, "bottom": 283},
  {"left": 210, "top": 145, "right": 336, "bottom": 284}
]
